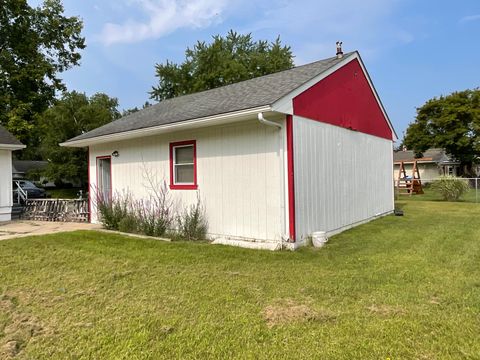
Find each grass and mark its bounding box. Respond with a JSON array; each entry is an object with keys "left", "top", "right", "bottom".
[
  {"left": 46, "top": 188, "right": 84, "bottom": 199},
  {"left": 1, "top": 201, "right": 479, "bottom": 359},
  {"left": 396, "top": 184, "right": 479, "bottom": 203}
]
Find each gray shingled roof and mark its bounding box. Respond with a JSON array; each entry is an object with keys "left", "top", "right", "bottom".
[
  {"left": 66, "top": 53, "right": 354, "bottom": 143},
  {"left": 393, "top": 148, "right": 458, "bottom": 164},
  {"left": 0, "top": 125, "right": 23, "bottom": 146}
]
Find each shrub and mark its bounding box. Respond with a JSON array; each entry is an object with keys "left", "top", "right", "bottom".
[
  {"left": 118, "top": 214, "right": 139, "bottom": 233},
  {"left": 134, "top": 198, "right": 172, "bottom": 237},
  {"left": 176, "top": 196, "right": 208, "bottom": 241},
  {"left": 95, "top": 182, "right": 173, "bottom": 237},
  {"left": 97, "top": 194, "right": 130, "bottom": 230},
  {"left": 431, "top": 176, "right": 470, "bottom": 201}
]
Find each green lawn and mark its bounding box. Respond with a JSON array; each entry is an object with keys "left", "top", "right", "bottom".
[
  {"left": 46, "top": 188, "right": 84, "bottom": 199},
  {"left": 396, "top": 185, "right": 479, "bottom": 203},
  {"left": 1, "top": 201, "right": 479, "bottom": 359}
]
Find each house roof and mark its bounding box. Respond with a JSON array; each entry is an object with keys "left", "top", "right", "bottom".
[
  {"left": 12, "top": 160, "right": 48, "bottom": 175},
  {"left": 393, "top": 148, "right": 459, "bottom": 164},
  {"left": 0, "top": 125, "right": 24, "bottom": 148},
  {"left": 65, "top": 53, "right": 356, "bottom": 144}
]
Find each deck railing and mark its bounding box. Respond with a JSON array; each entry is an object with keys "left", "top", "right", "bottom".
[{"left": 22, "top": 199, "right": 89, "bottom": 222}]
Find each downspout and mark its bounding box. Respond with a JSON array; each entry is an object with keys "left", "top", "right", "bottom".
[
  {"left": 257, "top": 112, "right": 288, "bottom": 249},
  {"left": 257, "top": 112, "right": 282, "bottom": 129}
]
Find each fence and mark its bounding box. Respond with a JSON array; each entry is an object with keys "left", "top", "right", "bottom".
[
  {"left": 394, "top": 177, "right": 480, "bottom": 203},
  {"left": 22, "top": 199, "right": 89, "bottom": 222}
]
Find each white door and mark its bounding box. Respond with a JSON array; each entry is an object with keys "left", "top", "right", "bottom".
[{"left": 97, "top": 157, "right": 111, "bottom": 203}]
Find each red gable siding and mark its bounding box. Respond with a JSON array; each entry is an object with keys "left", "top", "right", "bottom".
[{"left": 292, "top": 59, "right": 393, "bottom": 140}]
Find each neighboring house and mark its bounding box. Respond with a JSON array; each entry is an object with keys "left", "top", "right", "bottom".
[
  {"left": 0, "top": 125, "right": 25, "bottom": 221},
  {"left": 12, "top": 160, "right": 48, "bottom": 180},
  {"left": 62, "top": 50, "right": 397, "bottom": 249},
  {"left": 393, "top": 148, "right": 461, "bottom": 182},
  {"left": 12, "top": 160, "right": 82, "bottom": 188}
]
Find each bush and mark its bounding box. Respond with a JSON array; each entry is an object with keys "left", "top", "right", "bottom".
[
  {"left": 97, "top": 195, "right": 129, "bottom": 230},
  {"left": 134, "top": 198, "right": 172, "bottom": 237},
  {"left": 431, "top": 176, "right": 470, "bottom": 201},
  {"left": 95, "top": 183, "right": 173, "bottom": 237},
  {"left": 95, "top": 173, "right": 208, "bottom": 240},
  {"left": 176, "top": 196, "right": 208, "bottom": 241},
  {"left": 118, "top": 214, "right": 139, "bottom": 233}
]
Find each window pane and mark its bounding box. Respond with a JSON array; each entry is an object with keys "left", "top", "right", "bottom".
[
  {"left": 175, "top": 146, "right": 194, "bottom": 164},
  {"left": 175, "top": 164, "right": 194, "bottom": 183}
]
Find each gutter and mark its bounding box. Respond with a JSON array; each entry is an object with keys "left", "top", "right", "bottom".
[
  {"left": 0, "top": 144, "right": 26, "bottom": 151},
  {"left": 61, "top": 106, "right": 273, "bottom": 148}
]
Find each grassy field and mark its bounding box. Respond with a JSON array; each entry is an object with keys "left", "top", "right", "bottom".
[{"left": 1, "top": 201, "right": 479, "bottom": 359}]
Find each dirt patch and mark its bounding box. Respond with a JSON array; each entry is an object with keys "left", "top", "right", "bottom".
[
  {"left": 428, "top": 296, "right": 441, "bottom": 305},
  {"left": 263, "top": 299, "right": 336, "bottom": 328},
  {"left": 0, "top": 293, "right": 46, "bottom": 359},
  {"left": 367, "top": 304, "right": 407, "bottom": 317}
]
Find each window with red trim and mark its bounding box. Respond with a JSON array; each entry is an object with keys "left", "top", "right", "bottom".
[{"left": 169, "top": 140, "right": 197, "bottom": 190}]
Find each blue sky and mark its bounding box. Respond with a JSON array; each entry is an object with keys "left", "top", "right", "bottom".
[{"left": 34, "top": 0, "right": 480, "bottom": 140}]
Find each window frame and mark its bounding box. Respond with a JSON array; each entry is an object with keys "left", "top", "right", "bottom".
[{"left": 169, "top": 140, "right": 197, "bottom": 190}]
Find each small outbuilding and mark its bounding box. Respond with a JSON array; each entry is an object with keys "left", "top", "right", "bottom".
[
  {"left": 0, "top": 125, "right": 25, "bottom": 221},
  {"left": 62, "top": 50, "right": 397, "bottom": 249}
]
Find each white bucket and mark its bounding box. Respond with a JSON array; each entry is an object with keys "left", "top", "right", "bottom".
[{"left": 312, "top": 231, "right": 328, "bottom": 248}]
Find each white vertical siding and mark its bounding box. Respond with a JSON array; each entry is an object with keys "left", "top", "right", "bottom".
[
  {"left": 293, "top": 116, "right": 394, "bottom": 240},
  {"left": 89, "top": 120, "right": 286, "bottom": 241},
  {"left": 0, "top": 150, "right": 13, "bottom": 221}
]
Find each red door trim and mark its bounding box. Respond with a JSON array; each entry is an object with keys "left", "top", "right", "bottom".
[
  {"left": 286, "top": 115, "right": 296, "bottom": 241},
  {"left": 87, "top": 148, "right": 91, "bottom": 222}
]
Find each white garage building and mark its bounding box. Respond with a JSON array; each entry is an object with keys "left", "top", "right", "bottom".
[{"left": 62, "top": 51, "right": 396, "bottom": 249}]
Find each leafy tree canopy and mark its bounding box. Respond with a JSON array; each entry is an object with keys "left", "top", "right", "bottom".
[
  {"left": 122, "top": 101, "right": 152, "bottom": 117},
  {"left": 150, "top": 30, "right": 294, "bottom": 101},
  {"left": 0, "top": 0, "right": 85, "bottom": 156},
  {"left": 38, "top": 91, "right": 120, "bottom": 186},
  {"left": 403, "top": 89, "right": 480, "bottom": 171}
]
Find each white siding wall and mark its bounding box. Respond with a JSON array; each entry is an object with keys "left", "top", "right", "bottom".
[
  {"left": 89, "top": 120, "right": 286, "bottom": 241},
  {"left": 293, "top": 116, "right": 394, "bottom": 240},
  {"left": 0, "top": 150, "right": 13, "bottom": 221}
]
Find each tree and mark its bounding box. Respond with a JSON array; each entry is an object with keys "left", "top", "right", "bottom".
[
  {"left": 403, "top": 89, "right": 480, "bottom": 173},
  {"left": 122, "top": 101, "right": 152, "bottom": 117},
  {"left": 0, "top": 0, "right": 85, "bottom": 156},
  {"left": 150, "top": 30, "right": 294, "bottom": 101},
  {"left": 37, "top": 91, "right": 120, "bottom": 187}
]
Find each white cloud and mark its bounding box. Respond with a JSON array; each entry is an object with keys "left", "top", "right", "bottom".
[
  {"left": 99, "top": 0, "right": 226, "bottom": 45},
  {"left": 459, "top": 14, "right": 480, "bottom": 23}
]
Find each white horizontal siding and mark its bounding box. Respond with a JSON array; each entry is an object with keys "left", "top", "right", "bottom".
[
  {"left": 0, "top": 150, "right": 13, "bottom": 221},
  {"left": 293, "top": 116, "right": 394, "bottom": 240},
  {"left": 394, "top": 163, "right": 442, "bottom": 183},
  {"left": 89, "top": 120, "right": 285, "bottom": 241}
]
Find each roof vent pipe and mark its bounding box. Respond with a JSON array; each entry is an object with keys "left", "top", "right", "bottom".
[
  {"left": 336, "top": 41, "right": 343, "bottom": 58},
  {"left": 257, "top": 112, "right": 282, "bottom": 129}
]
